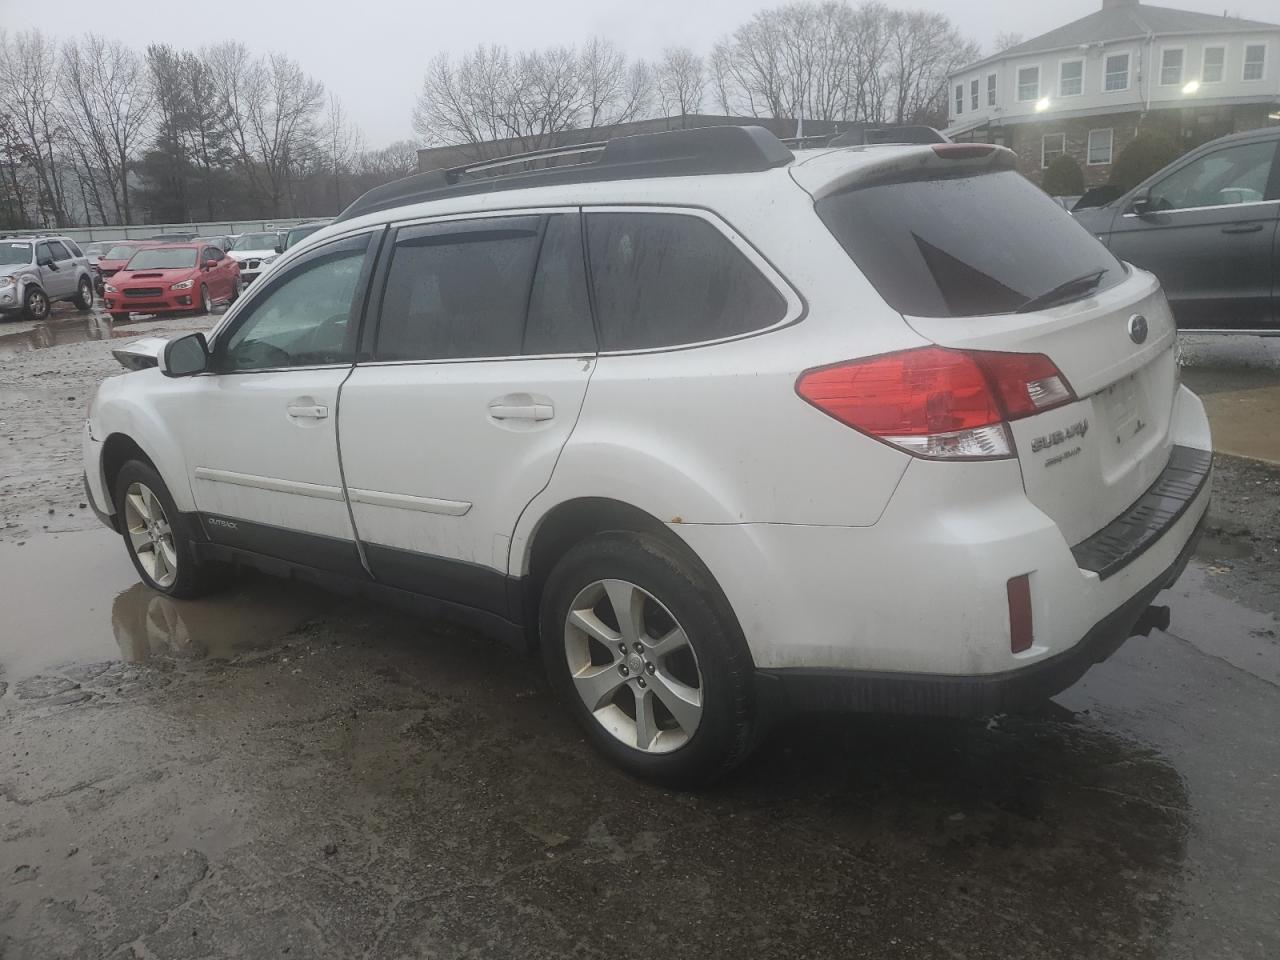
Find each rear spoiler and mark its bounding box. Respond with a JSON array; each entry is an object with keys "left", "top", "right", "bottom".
[{"left": 790, "top": 143, "right": 1018, "bottom": 201}]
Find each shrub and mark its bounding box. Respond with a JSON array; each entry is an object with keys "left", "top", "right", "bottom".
[
  {"left": 1042, "top": 154, "right": 1084, "bottom": 195},
  {"left": 1109, "top": 131, "right": 1182, "bottom": 192}
]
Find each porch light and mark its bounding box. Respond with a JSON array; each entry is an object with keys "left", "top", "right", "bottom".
[
  {"left": 1034, "top": 97, "right": 1051, "bottom": 112},
  {"left": 1182, "top": 80, "right": 1200, "bottom": 94}
]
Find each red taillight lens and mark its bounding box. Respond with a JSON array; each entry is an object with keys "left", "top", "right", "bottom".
[
  {"left": 795, "top": 346, "right": 1075, "bottom": 460},
  {"left": 969, "top": 350, "right": 1075, "bottom": 419}
]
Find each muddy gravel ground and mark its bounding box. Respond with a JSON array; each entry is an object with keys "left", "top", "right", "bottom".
[{"left": 1, "top": 316, "right": 1279, "bottom": 959}]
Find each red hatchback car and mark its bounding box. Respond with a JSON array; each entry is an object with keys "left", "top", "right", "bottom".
[{"left": 104, "top": 243, "right": 241, "bottom": 320}]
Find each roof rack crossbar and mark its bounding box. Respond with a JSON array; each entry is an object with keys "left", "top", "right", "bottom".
[{"left": 335, "top": 124, "right": 796, "bottom": 223}]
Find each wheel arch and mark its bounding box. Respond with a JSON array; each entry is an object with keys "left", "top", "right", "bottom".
[
  {"left": 101, "top": 433, "right": 159, "bottom": 502},
  {"left": 516, "top": 496, "right": 744, "bottom": 659}
]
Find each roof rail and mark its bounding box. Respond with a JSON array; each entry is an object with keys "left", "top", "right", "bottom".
[
  {"left": 828, "top": 124, "right": 949, "bottom": 147},
  {"left": 335, "top": 125, "right": 796, "bottom": 223}
]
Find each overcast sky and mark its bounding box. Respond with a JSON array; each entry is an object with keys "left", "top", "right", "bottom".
[{"left": 5, "top": 0, "right": 1277, "bottom": 146}]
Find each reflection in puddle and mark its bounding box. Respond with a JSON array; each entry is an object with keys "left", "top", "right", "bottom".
[
  {"left": 0, "top": 529, "right": 334, "bottom": 679},
  {"left": 110, "top": 580, "right": 329, "bottom": 662},
  {"left": 0, "top": 307, "right": 223, "bottom": 358}
]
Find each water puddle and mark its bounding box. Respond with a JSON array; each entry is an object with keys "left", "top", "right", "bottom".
[
  {"left": 0, "top": 529, "right": 336, "bottom": 680},
  {"left": 0, "top": 308, "right": 224, "bottom": 359}
]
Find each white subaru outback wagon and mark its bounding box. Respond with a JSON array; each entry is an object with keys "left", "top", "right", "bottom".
[{"left": 83, "top": 125, "right": 1212, "bottom": 784}]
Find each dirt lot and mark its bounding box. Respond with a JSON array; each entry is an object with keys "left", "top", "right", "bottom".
[{"left": 2, "top": 313, "right": 1279, "bottom": 959}]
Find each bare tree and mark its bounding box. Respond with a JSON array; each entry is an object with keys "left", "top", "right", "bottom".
[
  {"left": 206, "top": 43, "right": 324, "bottom": 216},
  {"left": 578, "top": 37, "right": 650, "bottom": 128},
  {"left": 0, "top": 29, "right": 68, "bottom": 226},
  {"left": 655, "top": 47, "right": 705, "bottom": 120},
  {"left": 60, "top": 35, "right": 152, "bottom": 222},
  {"left": 993, "top": 32, "right": 1025, "bottom": 54},
  {"left": 883, "top": 10, "right": 980, "bottom": 125},
  {"left": 321, "top": 93, "right": 362, "bottom": 208}
]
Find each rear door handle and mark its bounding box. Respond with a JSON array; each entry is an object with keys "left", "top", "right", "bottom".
[
  {"left": 286, "top": 403, "right": 328, "bottom": 419},
  {"left": 1221, "top": 223, "right": 1264, "bottom": 234},
  {"left": 488, "top": 393, "right": 554, "bottom": 421}
]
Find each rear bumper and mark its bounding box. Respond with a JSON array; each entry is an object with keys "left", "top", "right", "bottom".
[{"left": 757, "top": 511, "right": 1205, "bottom": 717}]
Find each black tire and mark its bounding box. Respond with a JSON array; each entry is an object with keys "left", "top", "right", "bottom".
[
  {"left": 113, "top": 459, "right": 226, "bottom": 599},
  {"left": 540, "top": 530, "right": 757, "bottom": 786},
  {"left": 24, "top": 286, "right": 49, "bottom": 321},
  {"left": 109, "top": 312, "right": 130, "bottom": 323},
  {"left": 73, "top": 275, "right": 94, "bottom": 310}
]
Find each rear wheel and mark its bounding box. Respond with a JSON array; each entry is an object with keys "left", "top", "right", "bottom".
[
  {"left": 24, "top": 287, "right": 49, "bottom": 321},
  {"left": 113, "top": 459, "right": 225, "bottom": 598},
  {"left": 73, "top": 276, "right": 94, "bottom": 310},
  {"left": 540, "top": 531, "right": 757, "bottom": 785}
]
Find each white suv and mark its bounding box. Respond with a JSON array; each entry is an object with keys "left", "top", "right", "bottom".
[{"left": 83, "top": 126, "right": 1212, "bottom": 784}]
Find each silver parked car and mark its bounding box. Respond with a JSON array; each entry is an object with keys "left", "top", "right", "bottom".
[{"left": 0, "top": 235, "right": 97, "bottom": 321}]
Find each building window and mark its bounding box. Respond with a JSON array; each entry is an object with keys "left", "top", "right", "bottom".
[
  {"left": 1243, "top": 44, "right": 1266, "bottom": 81},
  {"left": 955, "top": 83, "right": 964, "bottom": 115},
  {"left": 970, "top": 78, "right": 979, "bottom": 110},
  {"left": 1202, "top": 46, "right": 1225, "bottom": 83},
  {"left": 1104, "top": 53, "right": 1130, "bottom": 91},
  {"left": 1059, "top": 59, "right": 1083, "bottom": 97},
  {"left": 1160, "top": 48, "right": 1184, "bottom": 86},
  {"left": 1042, "top": 133, "right": 1066, "bottom": 169},
  {"left": 1087, "top": 128, "right": 1114, "bottom": 166},
  {"left": 987, "top": 73, "right": 997, "bottom": 106},
  {"left": 1017, "top": 66, "right": 1040, "bottom": 101}
]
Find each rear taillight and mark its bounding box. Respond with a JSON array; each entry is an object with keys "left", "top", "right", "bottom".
[{"left": 795, "top": 346, "right": 1076, "bottom": 460}]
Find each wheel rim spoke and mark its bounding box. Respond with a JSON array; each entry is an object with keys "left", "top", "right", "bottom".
[
  {"left": 567, "top": 608, "right": 620, "bottom": 647},
  {"left": 650, "top": 670, "right": 702, "bottom": 735},
  {"left": 127, "top": 491, "right": 150, "bottom": 521},
  {"left": 127, "top": 526, "right": 151, "bottom": 552},
  {"left": 572, "top": 663, "right": 627, "bottom": 711},
  {"left": 603, "top": 579, "right": 643, "bottom": 644},
  {"left": 646, "top": 625, "right": 689, "bottom": 659},
  {"left": 634, "top": 688, "right": 659, "bottom": 750}
]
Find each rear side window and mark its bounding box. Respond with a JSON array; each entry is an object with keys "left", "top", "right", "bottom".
[
  {"left": 63, "top": 239, "right": 83, "bottom": 258},
  {"left": 816, "top": 170, "right": 1125, "bottom": 317},
  {"left": 586, "top": 212, "right": 786, "bottom": 351}
]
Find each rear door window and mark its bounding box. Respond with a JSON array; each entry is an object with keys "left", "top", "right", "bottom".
[
  {"left": 816, "top": 170, "right": 1125, "bottom": 317},
  {"left": 375, "top": 214, "right": 593, "bottom": 361},
  {"left": 585, "top": 211, "right": 787, "bottom": 351}
]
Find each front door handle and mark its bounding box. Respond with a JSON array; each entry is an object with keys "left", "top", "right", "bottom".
[
  {"left": 287, "top": 403, "right": 328, "bottom": 419},
  {"left": 488, "top": 393, "right": 554, "bottom": 421},
  {"left": 1221, "top": 223, "right": 1264, "bottom": 234}
]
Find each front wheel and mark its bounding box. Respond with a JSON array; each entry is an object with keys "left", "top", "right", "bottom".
[
  {"left": 24, "top": 287, "right": 49, "bottom": 321},
  {"left": 540, "top": 531, "right": 757, "bottom": 786},
  {"left": 113, "top": 459, "right": 225, "bottom": 598},
  {"left": 199, "top": 284, "right": 212, "bottom": 315},
  {"left": 73, "top": 276, "right": 94, "bottom": 310}
]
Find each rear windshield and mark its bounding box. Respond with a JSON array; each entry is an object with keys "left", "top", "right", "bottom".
[
  {"left": 0, "top": 242, "right": 32, "bottom": 264},
  {"left": 816, "top": 170, "right": 1124, "bottom": 317},
  {"left": 126, "top": 248, "right": 197, "bottom": 269}
]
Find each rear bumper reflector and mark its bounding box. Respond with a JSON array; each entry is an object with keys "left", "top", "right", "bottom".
[
  {"left": 1071, "top": 445, "right": 1212, "bottom": 581},
  {"left": 1007, "top": 574, "right": 1033, "bottom": 653}
]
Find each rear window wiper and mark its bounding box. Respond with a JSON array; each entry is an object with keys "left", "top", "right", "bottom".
[{"left": 1015, "top": 269, "right": 1108, "bottom": 313}]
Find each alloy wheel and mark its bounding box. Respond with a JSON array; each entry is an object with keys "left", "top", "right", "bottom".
[
  {"left": 28, "top": 290, "right": 48, "bottom": 320},
  {"left": 201, "top": 286, "right": 212, "bottom": 314},
  {"left": 563, "top": 579, "right": 704, "bottom": 754},
  {"left": 123, "top": 481, "right": 178, "bottom": 589}
]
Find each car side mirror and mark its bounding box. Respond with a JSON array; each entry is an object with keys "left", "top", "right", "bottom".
[
  {"left": 160, "top": 332, "right": 210, "bottom": 378},
  {"left": 204, "top": 259, "right": 218, "bottom": 270},
  {"left": 1129, "top": 192, "right": 1153, "bottom": 217},
  {"left": 41, "top": 259, "right": 57, "bottom": 269}
]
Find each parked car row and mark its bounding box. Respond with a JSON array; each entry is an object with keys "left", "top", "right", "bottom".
[{"left": 1, "top": 223, "right": 335, "bottom": 322}]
